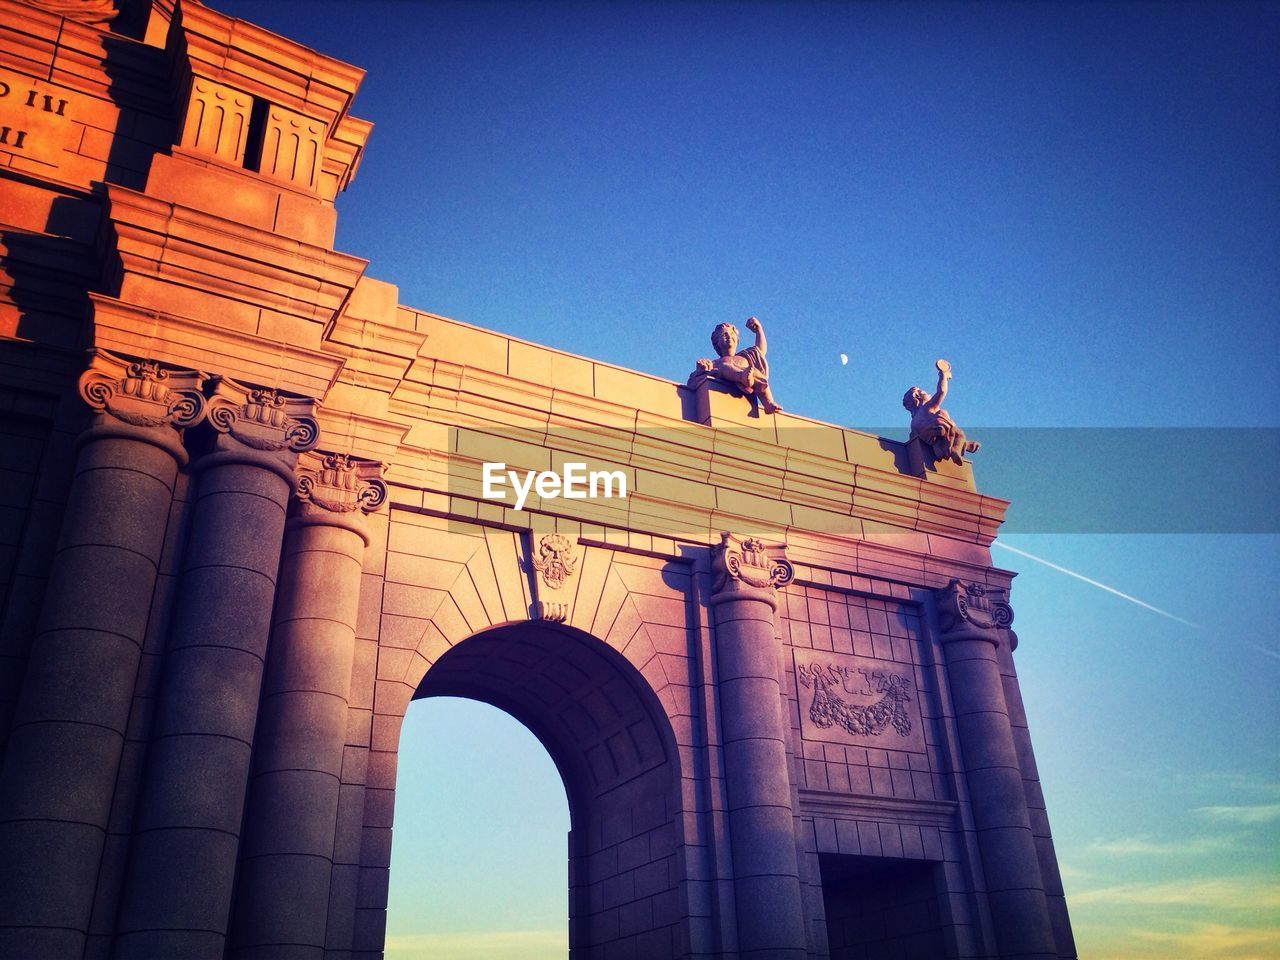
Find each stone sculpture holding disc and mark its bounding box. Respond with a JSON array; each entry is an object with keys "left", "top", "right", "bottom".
[{"left": 902, "top": 358, "right": 981, "bottom": 465}]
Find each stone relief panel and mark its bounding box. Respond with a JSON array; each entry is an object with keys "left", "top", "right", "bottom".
[
  {"left": 794, "top": 651, "right": 926, "bottom": 754},
  {"left": 784, "top": 585, "right": 945, "bottom": 802}
]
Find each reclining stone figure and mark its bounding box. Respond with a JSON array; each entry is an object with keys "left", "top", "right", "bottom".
[{"left": 688, "top": 316, "right": 782, "bottom": 414}]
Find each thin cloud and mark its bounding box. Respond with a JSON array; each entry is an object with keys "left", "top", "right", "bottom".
[
  {"left": 1197, "top": 803, "right": 1280, "bottom": 825},
  {"left": 1072, "top": 877, "right": 1280, "bottom": 911},
  {"left": 1088, "top": 834, "right": 1239, "bottom": 856},
  {"left": 992, "top": 541, "right": 1201, "bottom": 627}
]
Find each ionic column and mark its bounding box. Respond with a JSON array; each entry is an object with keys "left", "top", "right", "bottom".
[
  {"left": 0, "top": 352, "right": 205, "bottom": 960},
  {"left": 709, "top": 533, "right": 808, "bottom": 960},
  {"left": 115, "top": 382, "right": 319, "bottom": 959},
  {"left": 229, "top": 452, "right": 386, "bottom": 959},
  {"left": 935, "top": 579, "right": 1057, "bottom": 960}
]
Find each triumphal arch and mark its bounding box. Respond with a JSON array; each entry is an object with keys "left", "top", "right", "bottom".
[{"left": 0, "top": 1, "right": 1075, "bottom": 957}]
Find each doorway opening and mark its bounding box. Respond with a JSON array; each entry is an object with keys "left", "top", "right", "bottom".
[{"left": 820, "top": 852, "right": 947, "bottom": 959}]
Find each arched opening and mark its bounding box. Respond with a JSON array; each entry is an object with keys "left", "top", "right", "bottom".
[
  {"left": 386, "top": 697, "right": 570, "bottom": 959},
  {"left": 392, "top": 621, "right": 686, "bottom": 959}
]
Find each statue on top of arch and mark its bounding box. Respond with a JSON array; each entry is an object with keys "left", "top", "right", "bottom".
[{"left": 688, "top": 316, "right": 783, "bottom": 414}]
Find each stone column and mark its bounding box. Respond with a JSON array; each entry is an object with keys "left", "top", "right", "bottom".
[
  {"left": 709, "top": 532, "right": 808, "bottom": 960},
  {"left": 0, "top": 352, "right": 205, "bottom": 960},
  {"left": 228, "top": 452, "right": 386, "bottom": 959},
  {"left": 114, "top": 382, "right": 319, "bottom": 960},
  {"left": 935, "top": 579, "right": 1058, "bottom": 960}
]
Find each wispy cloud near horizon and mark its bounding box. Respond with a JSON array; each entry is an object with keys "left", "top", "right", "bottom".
[
  {"left": 1072, "top": 876, "right": 1280, "bottom": 911},
  {"left": 1087, "top": 834, "right": 1240, "bottom": 856},
  {"left": 1197, "top": 803, "right": 1280, "bottom": 825}
]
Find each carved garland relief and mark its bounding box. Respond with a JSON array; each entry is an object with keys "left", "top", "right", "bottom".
[{"left": 794, "top": 651, "right": 926, "bottom": 753}]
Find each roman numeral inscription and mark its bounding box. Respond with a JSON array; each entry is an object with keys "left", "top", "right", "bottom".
[{"left": 0, "top": 71, "right": 80, "bottom": 163}]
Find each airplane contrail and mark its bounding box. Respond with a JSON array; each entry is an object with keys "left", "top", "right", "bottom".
[{"left": 991, "top": 541, "right": 1200, "bottom": 628}]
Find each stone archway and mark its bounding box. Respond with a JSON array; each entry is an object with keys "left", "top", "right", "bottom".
[{"left": 408, "top": 621, "right": 686, "bottom": 959}]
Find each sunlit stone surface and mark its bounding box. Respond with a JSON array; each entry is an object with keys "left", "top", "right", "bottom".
[{"left": 0, "top": 1, "right": 1074, "bottom": 957}]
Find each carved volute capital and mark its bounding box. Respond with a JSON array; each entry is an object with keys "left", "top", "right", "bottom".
[
  {"left": 710, "top": 531, "right": 795, "bottom": 608},
  {"left": 78, "top": 350, "right": 206, "bottom": 433},
  {"left": 206, "top": 379, "right": 320, "bottom": 454},
  {"left": 934, "top": 578, "right": 1015, "bottom": 646},
  {"left": 290, "top": 451, "right": 387, "bottom": 547},
  {"left": 294, "top": 451, "right": 387, "bottom": 516}
]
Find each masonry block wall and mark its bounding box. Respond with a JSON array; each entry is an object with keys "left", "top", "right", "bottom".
[{"left": 0, "top": 1, "right": 1075, "bottom": 958}]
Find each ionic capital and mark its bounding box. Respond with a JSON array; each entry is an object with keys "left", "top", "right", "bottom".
[
  {"left": 934, "top": 578, "right": 1015, "bottom": 646},
  {"left": 77, "top": 350, "right": 206, "bottom": 462},
  {"left": 289, "top": 451, "right": 387, "bottom": 544},
  {"left": 206, "top": 379, "right": 320, "bottom": 454},
  {"left": 79, "top": 350, "right": 206, "bottom": 429},
  {"left": 709, "top": 531, "right": 795, "bottom": 609}
]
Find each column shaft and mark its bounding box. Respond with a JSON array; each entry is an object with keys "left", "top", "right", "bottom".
[
  {"left": 714, "top": 598, "right": 809, "bottom": 959},
  {"left": 114, "top": 453, "right": 293, "bottom": 959},
  {"left": 230, "top": 516, "right": 366, "bottom": 959},
  {"left": 708, "top": 533, "right": 807, "bottom": 960},
  {"left": 0, "top": 424, "right": 183, "bottom": 959},
  {"left": 944, "top": 634, "right": 1057, "bottom": 960}
]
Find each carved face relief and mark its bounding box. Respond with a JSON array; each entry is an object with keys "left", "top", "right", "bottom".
[{"left": 532, "top": 533, "right": 577, "bottom": 590}]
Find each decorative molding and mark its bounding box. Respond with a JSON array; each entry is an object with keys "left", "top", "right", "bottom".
[
  {"left": 935, "top": 578, "right": 1014, "bottom": 645},
  {"left": 295, "top": 451, "right": 387, "bottom": 515},
  {"left": 710, "top": 531, "right": 794, "bottom": 606},
  {"left": 531, "top": 533, "right": 577, "bottom": 590},
  {"left": 257, "top": 104, "right": 324, "bottom": 192},
  {"left": 797, "top": 788, "right": 958, "bottom": 829},
  {"left": 78, "top": 350, "right": 206, "bottom": 430},
  {"left": 180, "top": 77, "right": 252, "bottom": 165},
  {"left": 532, "top": 600, "right": 569, "bottom": 623},
  {"left": 22, "top": 0, "right": 116, "bottom": 25},
  {"left": 207, "top": 380, "right": 320, "bottom": 454}
]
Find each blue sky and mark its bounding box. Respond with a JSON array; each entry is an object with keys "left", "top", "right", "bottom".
[{"left": 213, "top": 2, "right": 1280, "bottom": 957}]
